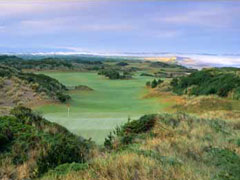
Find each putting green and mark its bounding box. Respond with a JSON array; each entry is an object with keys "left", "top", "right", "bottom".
[{"left": 36, "top": 72, "right": 174, "bottom": 144}]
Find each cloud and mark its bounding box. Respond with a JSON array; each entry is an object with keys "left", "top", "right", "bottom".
[
  {"left": 78, "top": 24, "right": 134, "bottom": 31},
  {"left": 154, "top": 6, "right": 240, "bottom": 29},
  {"left": 17, "top": 17, "right": 134, "bottom": 35},
  {"left": 153, "top": 30, "right": 182, "bottom": 38},
  {"left": 0, "top": 1, "right": 96, "bottom": 18}
]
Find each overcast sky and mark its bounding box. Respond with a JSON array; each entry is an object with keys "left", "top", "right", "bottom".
[{"left": 0, "top": 0, "right": 240, "bottom": 54}]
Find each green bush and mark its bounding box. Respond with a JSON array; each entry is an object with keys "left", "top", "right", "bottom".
[
  {"left": 104, "top": 114, "right": 157, "bottom": 148},
  {"left": 171, "top": 69, "right": 240, "bottom": 99},
  {"left": 48, "top": 163, "right": 89, "bottom": 175},
  {"left": 98, "top": 69, "right": 132, "bottom": 79},
  {"left": 151, "top": 79, "right": 158, "bottom": 88},
  {"left": 121, "top": 114, "right": 156, "bottom": 135},
  {"left": 0, "top": 106, "right": 91, "bottom": 176},
  {"left": 205, "top": 148, "right": 240, "bottom": 180},
  {"left": 146, "top": 79, "right": 164, "bottom": 88}
]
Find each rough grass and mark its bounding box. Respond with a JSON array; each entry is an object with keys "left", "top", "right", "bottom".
[
  {"left": 0, "top": 107, "right": 92, "bottom": 180},
  {"left": 40, "top": 113, "right": 240, "bottom": 180},
  {"left": 0, "top": 77, "right": 46, "bottom": 114},
  {"left": 36, "top": 72, "right": 176, "bottom": 144}
]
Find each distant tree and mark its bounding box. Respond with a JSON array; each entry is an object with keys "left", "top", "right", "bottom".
[
  {"left": 157, "top": 79, "right": 164, "bottom": 85},
  {"left": 151, "top": 79, "right": 158, "bottom": 88},
  {"left": 116, "top": 62, "right": 129, "bottom": 66}
]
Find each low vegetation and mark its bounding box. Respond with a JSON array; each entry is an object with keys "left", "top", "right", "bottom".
[
  {"left": 171, "top": 68, "right": 240, "bottom": 99},
  {"left": 0, "top": 106, "right": 92, "bottom": 179},
  {"left": 149, "top": 61, "right": 187, "bottom": 69},
  {"left": 0, "top": 65, "right": 70, "bottom": 104},
  {"left": 74, "top": 85, "right": 94, "bottom": 91},
  {"left": 98, "top": 69, "right": 132, "bottom": 79},
  {"left": 1, "top": 55, "right": 239, "bottom": 180},
  {"left": 115, "top": 62, "right": 129, "bottom": 66},
  {"left": 0, "top": 55, "right": 105, "bottom": 71},
  {"left": 146, "top": 79, "right": 164, "bottom": 88},
  {"left": 39, "top": 113, "right": 240, "bottom": 180}
]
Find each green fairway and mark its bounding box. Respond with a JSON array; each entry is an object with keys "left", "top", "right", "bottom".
[{"left": 36, "top": 72, "right": 174, "bottom": 144}]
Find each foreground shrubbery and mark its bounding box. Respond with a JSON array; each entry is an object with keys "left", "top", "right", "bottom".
[
  {"left": 0, "top": 106, "right": 92, "bottom": 179},
  {"left": 171, "top": 68, "right": 240, "bottom": 99},
  {"left": 104, "top": 115, "right": 157, "bottom": 148},
  {"left": 1, "top": 109, "right": 239, "bottom": 180},
  {"left": 40, "top": 113, "right": 240, "bottom": 180}
]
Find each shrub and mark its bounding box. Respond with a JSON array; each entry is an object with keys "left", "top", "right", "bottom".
[
  {"left": 48, "top": 163, "right": 89, "bottom": 176},
  {"left": 146, "top": 79, "right": 164, "bottom": 88},
  {"left": 171, "top": 69, "right": 240, "bottom": 99},
  {"left": 121, "top": 114, "right": 156, "bottom": 135},
  {"left": 0, "top": 65, "right": 70, "bottom": 103},
  {"left": 205, "top": 148, "right": 240, "bottom": 180},
  {"left": 56, "top": 92, "right": 71, "bottom": 103},
  {"left": 104, "top": 114, "right": 157, "bottom": 148},
  {"left": 1, "top": 107, "right": 92, "bottom": 177},
  {"left": 151, "top": 79, "right": 158, "bottom": 88}
]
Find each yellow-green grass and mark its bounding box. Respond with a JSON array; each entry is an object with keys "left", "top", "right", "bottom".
[{"left": 35, "top": 72, "right": 175, "bottom": 144}]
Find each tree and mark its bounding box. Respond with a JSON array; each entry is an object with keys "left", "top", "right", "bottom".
[{"left": 151, "top": 79, "right": 158, "bottom": 88}]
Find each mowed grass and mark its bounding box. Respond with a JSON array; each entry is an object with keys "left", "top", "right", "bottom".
[{"left": 36, "top": 72, "right": 174, "bottom": 144}]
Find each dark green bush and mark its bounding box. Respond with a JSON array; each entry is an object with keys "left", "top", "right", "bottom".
[
  {"left": 104, "top": 132, "right": 114, "bottom": 149},
  {"left": 104, "top": 114, "right": 157, "bottom": 148},
  {"left": 98, "top": 69, "right": 132, "bottom": 79},
  {"left": 121, "top": 114, "right": 156, "bottom": 135},
  {"left": 171, "top": 69, "right": 240, "bottom": 99},
  {"left": 37, "top": 136, "right": 89, "bottom": 175},
  {"left": 0, "top": 107, "right": 91, "bottom": 176},
  {"left": 205, "top": 148, "right": 240, "bottom": 180},
  {"left": 146, "top": 79, "right": 164, "bottom": 88},
  {"left": 151, "top": 79, "right": 158, "bottom": 88},
  {"left": 56, "top": 92, "right": 71, "bottom": 103}
]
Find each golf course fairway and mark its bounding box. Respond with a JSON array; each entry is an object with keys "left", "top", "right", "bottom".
[{"left": 36, "top": 72, "right": 174, "bottom": 144}]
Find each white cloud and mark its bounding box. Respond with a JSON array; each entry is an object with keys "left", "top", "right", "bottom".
[
  {"left": 154, "top": 6, "right": 240, "bottom": 29},
  {"left": 78, "top": 24, "right": 134, "bottom": 31},
  {"left": 0, "top": 1, "right": 95, "bottom": 18},
  {"left": 153, "top": 30, "right": 182, "bottom": 38},
  {"left": 16, "top": 16, "right": 135, "bottom": 35}
]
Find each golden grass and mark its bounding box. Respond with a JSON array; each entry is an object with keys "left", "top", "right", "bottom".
[
  {"left": 40, "top": 111, "right": 240, "bottom": 180},
  {"left": 0, "top": 76, "right": 53, "bottom": 114},
  {"left": 144, "top": 57, "right": 177, "bottom": 63}
]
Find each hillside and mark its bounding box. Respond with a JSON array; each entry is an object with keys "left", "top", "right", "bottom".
[
  {"left": 0, "top": 106, "right": 92, "bottom": 179},
  {"left": 1, "top": 108, "right": 239, "bottom": 180},
  {"left": 0, "top": 55, "right": 105, "bottom": 71},
  {"left": 0, "top": 65, "right": 70, "bottom": 114},
  {"left": 39, "top": 113, "right": 240, "bottom": 180},
  {"left": 171, "top": 68, "right": 240, "bottom": 99},
  {"left": 1, "top": 56, "right": 239, "bottom": 180}
]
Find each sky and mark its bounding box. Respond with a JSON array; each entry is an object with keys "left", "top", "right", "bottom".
[{"left": 0, "top": 0, "right": 240, "bottom": 55}]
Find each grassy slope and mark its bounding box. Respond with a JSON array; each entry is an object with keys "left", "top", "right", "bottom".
[
  {"left": 0, "top": 107, "right": 91, "bottom": 180},
  {"left": 35, "top": 72, "right": 175, "bottom": 144},
  {"left": 40, "top": 113, "right": 240, "bottom": 180}
]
